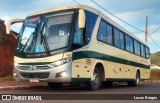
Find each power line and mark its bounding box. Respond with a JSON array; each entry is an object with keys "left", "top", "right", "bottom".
[
  {"left": 72, "top": 0, "right": 80, "bottom": 4},
  {"left": 147, "top": 40, "right": 159, "bottom": 53},
  {"left": 147, "top": 26, "right": 160, "bottom": 51},
  {"left": 90, "top": 0, "right": 146, "bottom": 33},
  {"left": 73, "top": 0, "right": 160, "bottom": 51},
  {"left": 147, "top": 26, "right": 160, "bottom": 37},
  {"left": 149, "top": 36, "right": 160, "bottom": 49},
  {"left": 73, "top": 0, "right": 145, "bottom": 33}
]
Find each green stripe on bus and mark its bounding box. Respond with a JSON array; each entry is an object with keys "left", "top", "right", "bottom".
[{"left": 72, "top": 51, "right": 150, "bottom": 69}]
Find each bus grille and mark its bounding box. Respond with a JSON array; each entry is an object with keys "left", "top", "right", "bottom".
[
  {"left": 18, "top": 65, "right": 51, "bottom": 70},
  {"left": 20, "top": 72, "right": 50, "bottom": 79}
]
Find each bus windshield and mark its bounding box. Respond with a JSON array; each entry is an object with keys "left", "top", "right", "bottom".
[
  {"left": 17, "top": 17, "right": 40, "bottom": 53},
  {"left": 16, "top": 11, "right": 73, "bottom": 56}
]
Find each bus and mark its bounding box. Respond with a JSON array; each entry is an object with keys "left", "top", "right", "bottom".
[{"left": 6, "top": 4, "right": 150, "bottom": 90}]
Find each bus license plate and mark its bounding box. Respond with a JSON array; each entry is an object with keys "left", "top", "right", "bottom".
[{"left": 30, "top": 78, "right": 39, "bottom": 83}]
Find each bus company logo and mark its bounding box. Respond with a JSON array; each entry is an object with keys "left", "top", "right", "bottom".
[
  {"left": 30, "top": 65, "right": 37, "bottom": 70},
  {"left": 2, "top": 95, "right": 11, "bottom": 100}
]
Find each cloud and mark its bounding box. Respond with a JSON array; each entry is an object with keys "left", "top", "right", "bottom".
[
  {"left": 148, "top": 24, "right": 160, "bottom": 31},
  {"left": 1, "top": 16, "right": 13, "bottom": 22},
  {"left": 114, "top": 9, "right": 152, "bottom": 22}
]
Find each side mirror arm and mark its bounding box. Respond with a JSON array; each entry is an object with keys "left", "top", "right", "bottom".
[{"left": 5, "top": 19, "right": 24, "bottom": 34}]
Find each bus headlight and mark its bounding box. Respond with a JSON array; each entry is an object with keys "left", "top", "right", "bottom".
[{"left": 50, "top": 58, "right": 71, "bottom": 67}]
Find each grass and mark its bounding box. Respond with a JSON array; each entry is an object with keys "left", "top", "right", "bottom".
[{"left": 150, "top": 69, "right": 160, "bottom": 80}]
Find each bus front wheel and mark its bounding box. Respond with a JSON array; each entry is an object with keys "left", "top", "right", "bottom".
[
  {"left": 128, "top": 72, "right": 140, "bottom": 87},
  {"left": 87, "top": 67, "right": 101, "bottom": 90}
]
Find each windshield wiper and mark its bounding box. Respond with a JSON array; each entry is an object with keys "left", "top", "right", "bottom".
[
  {"left": 21, "top": 23, "right": 39, "bottom": 54},
  {"left": 20, "top": 32, "right": 35, "bottom": 53},
  {"left": 40, "top": 31, "right": 50, "bottom": 56},
  {"left": 40, "top": 21, "right": 50, "bottom": 56}
]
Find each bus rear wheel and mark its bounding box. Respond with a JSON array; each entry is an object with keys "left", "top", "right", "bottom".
[
  {"left": 48, "top": 82, "right": 63, "bottom": 89},
  {"left": 128, "top": 72, "right": 140, "bottom": 87},
  {"left": 87, "top": 68, "right": 101, "bottom": 90}
]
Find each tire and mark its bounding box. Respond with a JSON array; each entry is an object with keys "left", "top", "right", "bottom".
[
  {"left": 48, "top": 82, "right": 63, "bottom": 89},
  {"left": 102, "top": 81, "right": 113, "bottom": 87},
  {"left": 128, "top": 72, "right": 140, "bottom": 87},
  {"left": 87, "top": 67, "right": 101, "bottom": 90}
]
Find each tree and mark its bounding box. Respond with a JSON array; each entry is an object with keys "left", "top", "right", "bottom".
[{"left": 0, "top": 19, "right": 8, "bottom": 46}]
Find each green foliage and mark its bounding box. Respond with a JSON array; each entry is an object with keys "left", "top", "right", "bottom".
[{"left": 151, "top": 53, "right": 160, "bottom": 66}]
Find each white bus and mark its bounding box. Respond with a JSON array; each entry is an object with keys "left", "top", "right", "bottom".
[{"left": 6, "top": 4, "right": 150, "bottom": 90}]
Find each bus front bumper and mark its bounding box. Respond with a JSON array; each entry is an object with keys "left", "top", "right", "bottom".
[{"left": 13, "top": 61, "right": 72, "bottom": 83}]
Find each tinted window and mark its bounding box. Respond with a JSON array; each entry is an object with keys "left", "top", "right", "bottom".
[
  {"left": 106, "top": 24, "right": 113, "bottom": 45},
  {"left": 125, "top": 35, "right": 133, "bottom": 53},
  {"left": 134, "top": 40, "right": 141, "bottom": 56},
  {"left": 125, "top": 35, "right": 130, "bottom": 51},
  {"left": 85, "top": 11, "right": 98, "bottom": 39},
  {"left": 134, "top": 40, "right": 138, "bottom": 54},
  {"left": 97, "top": 20, "right": 107, "bottom": 42},
  {"left": 73, "top": 11, "right": 97, "bottom": 49},
  {"left": 114, "top": 28, "right": 120, "bottom": 48},
  {"left": 137, "top": 42, "right": 141, "bottom": 56},
  {"left": 130, "top": 38, "right": 133, "bottom": 53},
  {"left": 145, "top": 47, "right": 150, "bottom": 58},
  {"left": 73, "top": 17, "right": 84, "bottom": 46},
  {"left": 141, "top": 44, "right": 145, "bottom": 57},
  {"left": 120, "top": 32, "right": 125, "bottom": 49}
]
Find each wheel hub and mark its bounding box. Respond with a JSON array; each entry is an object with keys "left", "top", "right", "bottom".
[{"left": 92, "top": 74, "right": 100, "bottom": 85}]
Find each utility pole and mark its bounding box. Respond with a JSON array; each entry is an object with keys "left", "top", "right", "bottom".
[{"left": 145, "top": 16, "right": 148, "bottom": 44}]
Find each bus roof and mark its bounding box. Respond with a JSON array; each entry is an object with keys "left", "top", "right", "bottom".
[{"left": 28, "top": 4, "right": 147, "bottom": 46}]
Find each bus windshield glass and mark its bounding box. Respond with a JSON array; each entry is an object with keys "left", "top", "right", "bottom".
[
  {"left": 16, "top": 17, "right": 40, "bottom": 53},
  {"left": 16, "top": 11, "right": 73, "bottom": 55}
]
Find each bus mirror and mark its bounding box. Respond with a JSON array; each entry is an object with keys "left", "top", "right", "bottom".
[
  {"left": 5, "top": 19, "right": 24, "bottom": 34},
  {"left": 78, "top": 9, "right": 86, "bottom": 29}
]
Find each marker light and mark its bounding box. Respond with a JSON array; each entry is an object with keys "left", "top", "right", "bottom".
[
  {"left": 61, "top": 71, "right": 67, "bottom": 77},
  {"left": 13, "top": 72, "right": 18, "bottom": 77}
]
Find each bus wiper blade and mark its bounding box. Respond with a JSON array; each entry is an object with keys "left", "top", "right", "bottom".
[
  {"left": 21, "top": 23, "right": 40, "bottom": 54},
  {"left": 40, "top": 31, "right": 50, "bottom": 56},
  {"left": 20, "top": 32, "right": 34, "bottom": 53}
]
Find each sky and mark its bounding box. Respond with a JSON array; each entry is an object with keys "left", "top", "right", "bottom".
[{"left": 0, "top": 0, "right": 160, "bottom": 53}]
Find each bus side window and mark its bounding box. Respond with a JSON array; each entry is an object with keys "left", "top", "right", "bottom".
[
  {"left": 106, "top": 24, "right": 113, "bottom": 45},
  {"left": 73, "top": 16, "right": 84, "bottom": 49},
  {"left": 73, "top": 11, "right": 97, "bottom": 50},
  {"left": 125, "top": 35, "right": 133, "bottom": 53},
  {"left": 125, "top": 35, "right": 130, "bottom": 52},
  {"left": 120, "top": 32, "right": 124, "bottom": 49},
  {"left": 141, "top": 44, "right": 145, "bottom": 58},
  {"left": 134, "top": 40, "right": 141, "bottom": 56},
  {"left": 145, "top": 47, "right": 150, "bottom": 59},
  {"left": 114, "top": 28, "right": 120, "bottom": 48},
  {"left": 97, "top": 20, "right": 107, "bottom": 43},
  {"left": 137, "top": 42, "right": 141, "bottom": 56}
]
